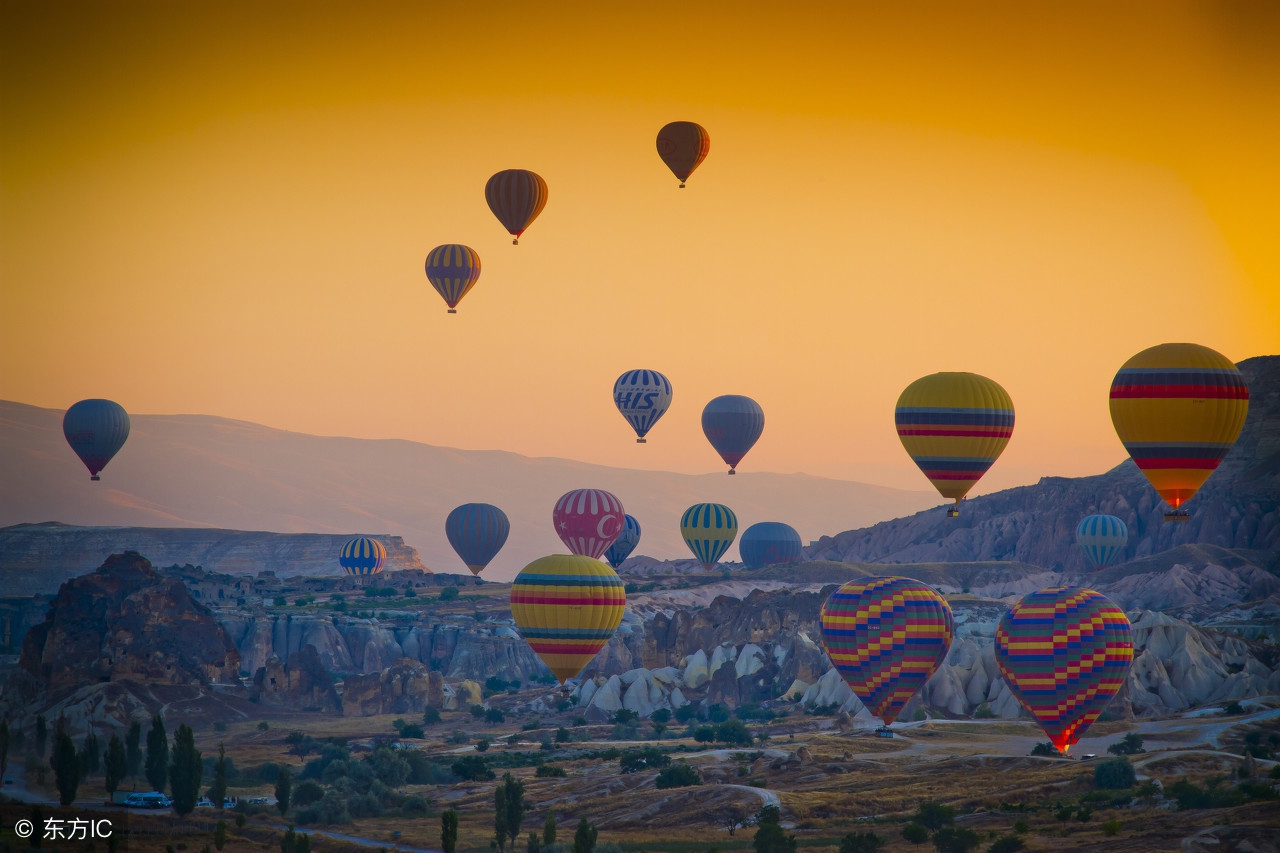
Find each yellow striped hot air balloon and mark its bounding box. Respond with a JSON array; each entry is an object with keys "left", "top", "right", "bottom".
[
  {"left": 1109, "top": 343, "right": 1249, "bottom": 521},
  {"left": 680, "top": 503, "right": 738, "bottom": 570},
  {"left": 509, "top": 555, "right": 626, "bottom": 685},
  {"left": 895, "top": 373, "right": 1014, "bottom": 517}
]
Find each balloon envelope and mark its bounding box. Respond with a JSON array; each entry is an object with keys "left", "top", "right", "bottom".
[
  {"left": 553, "top": 489, "right": 625, "bottom": 560},
  {"left": 339, "top": 537, "right": 386, "bottom": 576},
  {"left": 995, "top": 587, "right": 1133, "bottom": 754},
  {"left": 446, "top": 503, "right": 510, "bottom": 576},
  {"left": 63, "top": 399, "right": 130, "bottom": 480},
  {"left": 819, "top": 577, "right": 954, "bottom": 725},
  {"left": 605, "top": 514, "right": 641, "bottom": 569},
  {"left": 510, "top": 554, "right": 626, "bottom": 684},
  {"left": 739, "top": 522, "right": 803, "bottom": 569},
  {"left": 1109, "top": 343, "right": 1248, "bottom": 513},
  {"left": 485, "top": 169, "right": 548, "bottom": 244},
  {"left": 656, "top": 121, "right": 710, "bottom": 187},
  {"left": 680, "top": 503, "right": 738, "bottom": 570},
  {"left": 1076, "top": 515, "right": 1128, "bottom": 569},
  {"left": 614, "top": 369, "right": 673, "bottom": 442},
  {"left": 895, "top": 372, "right": 1014, "bottom": 511},
  {"left": 425, "top": 244, "right": 482, "bottom": 312},
  {"left": 702, "top": 395, "right": 765, "bottom": 474}
]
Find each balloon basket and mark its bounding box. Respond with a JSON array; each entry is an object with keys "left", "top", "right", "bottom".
[
  {"left": 1164, "top": 511, "right": 1190, "bottom": 522},
  {"left": 636, "top": 438, "right": 646, "bottom": 444},
  {"left": 875, "top": 726, "right": 893, "bottom": 738},
  {"left": 90, "top": 475, "right": 101, "bottom": 481},
  {"left": 728, "top": 469, "right": 736, "bottom": 475},
  {"left": 512, "top": 238, "right": 519, "bottom": 245},
  {"left": 447, "top": 308, "right": 457, "bottom": 314},
  {"left": 679, "top": 182, "right": 686, "bottom": 188},
  {"left": 946, "top": 508, "right": 959, "bottom": 518}
]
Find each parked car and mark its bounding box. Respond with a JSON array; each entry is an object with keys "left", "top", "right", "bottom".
[
  {"left": 196, "top": 797, "right": 214, "bottom": 808},
  {"left": 125, "top": 792, "right": 170, "bottom": 809}
]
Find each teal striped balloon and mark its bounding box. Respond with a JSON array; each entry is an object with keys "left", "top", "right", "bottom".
[
  {"left": 1076, "top": 515, "right": 1128, "bottom": 569},
  {"left": 680, "top": 503, "right": 738, "bottom": 570}
]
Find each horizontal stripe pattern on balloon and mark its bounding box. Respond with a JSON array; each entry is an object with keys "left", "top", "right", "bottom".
[
  {"left": 614, "top": 369, "right": 673, "bottom": 441},
  {"left": 680, "top": 503, "right": 738, "bottom": 570},
  {"left": 994, "top": 587, "right": 1133, "bottom": 754},
  {"left": 510, "top": 554, "right": 626, "bottom": 684},
  {"left": 1109, "top": 344, "right": 1249, "bottom": 510},
  {"left": 425, "top": 244, "right": 482, "bottom": 311},
  {"left": 339, "top": 537, "right": 386, "bottom": 576},
  {"left": 445, "top": 503, "right": 510, "bottom": 575},
  {"left": 1075, "top": 514, "right": 1128, "bottom": 569},
  {"left": 819, "top": 577, "right": 954, "bottom": 725},
  {"left": 553, "top": 489, "right": 626, "bottom": 559}
]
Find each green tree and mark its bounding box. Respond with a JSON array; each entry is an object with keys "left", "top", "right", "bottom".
[
  {"left": 145, "top": 714, "right": 169, "bottom": 793},
  {"left": 839, "top": 831, "right": 884, "bottom": 853},
  {"left": 502, "top": 772, "right": 526, "bottom": 851},
  {"left": 211, "top": 743, "right": 228, "bottom": 809},
  {"left": 1012, "top": 820, "right": 1029, "bottom": 834},
  {"left": 753, "top": 823, "right": 797, "bottom": 853},
  {"left": 495, "top": 778, "right": 509, "bottom": 852},
  {"left": 126, "top": 720, "right": 143, "bottom": 780},
  {"left": 715, "top": 719, "right": 754, "bottom": 746},
  {"left": 1094, "top": 757, "right": 1136, "bottom": 789},
  {"left": 104, "top": 734, "right": 127, "bottom": 795},
  {"left": 51, "top": 730, "right": 81, "bottom": 805},
  {"left": 912, "top": 801, "right": 956, "bottom": 831},
  {"left": 169, "top": 723, "right": 203, "bottom": 816},
  {"left": 1030, "top": 742, "right": 1057, "bottom": 757},
  {"left": 80, "top": 730, "right": 101, "bottom": 776},
  {"left": 543, "top": 813, "right": 556, "bottom": 846},
  {"left": 424, "top": 707, "right": 442, "bottom": 726},
  {"left": 35, "top": 714, "right": 48, "bottom": 758},
  {"left": 902, "top": 823, "right": 929, "bottom": 845},
  {"left": 214, "top": 820, "right": 228, "bottom": 851},
  {"left": 487, "top": 707, "right": 506, "bottom": 725},
  {"left": 441, "top": 809, "right": 460, "bottom": 853},
  {"left": 987, "top": 837, "right": 1024, "bottom": 853},
  {"left": 930, "top": 826, "right": 981, "bottom": 853},
  {"left": 655, "top": 764, "right": 701, "bottom": 788},
  {"left": 276, "top": 766, "right": 293, "bottom": 816},
  {"left": 528, "top": 830, "right": 542, "bottom": 853},
  {"left": 1107, "top": 733, "right": 1145, "bottom": 756},
  {"left": 0, "top": 720, "right": 9, "bottom": 785},
  {"left": 572, "top": 817, "right": 598, "bottom": 853}
]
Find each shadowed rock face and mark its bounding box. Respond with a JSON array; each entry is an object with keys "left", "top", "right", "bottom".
[
  {"left": 806, "top": 356, "right": 1280, "bottom": 571},
  {"left": 12, "top": 551, "right": 241, "bottom": 691}
]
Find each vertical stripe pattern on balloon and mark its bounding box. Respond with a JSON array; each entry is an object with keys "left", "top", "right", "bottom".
[
  {"left": 994, "top": 587, "right": 1133, "bottom": 754},
  {"left": 1075, "top": 514, "right": 1128, "bottom": 568},
  {"left": 446, "top": 503, "right": 511, "bottom": 575},
  {"left": 339, "top": 537, "right": 387, "bottom": 576},
  {"left": 485, "top": 169, "right": 549, "bottom": 240},
  {"left": 605, "top": 514, "right": 642, "bottom": 569},
  {"left": 613, "top": 369, "right": 673, "bottom": 440},
  {"left": 552, "top": 489, "right": 626, "bottom": 559},
  {"left": 425, "top": 244, "right": 482, "bottom": 310},
  {"left": 679, "top": 503, "right": 739, "bottom": 570},
  {"left": 819, "top": 577, "right": 954, "bottom": 725}
]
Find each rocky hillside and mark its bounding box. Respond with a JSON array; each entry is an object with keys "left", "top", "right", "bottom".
[
  {"left": 806, "top": 355, "right": 1280, "bottom": 572},
  {"left": 0, "top": 522, "right": 428, "bottom": 595}
]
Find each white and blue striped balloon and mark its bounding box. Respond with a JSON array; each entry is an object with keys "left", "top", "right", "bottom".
[
  {"left": 613, "top": 369, "right": 673, "bottom": 443},
  {"left": 1075, "top": 514, "right": 1128, "bottom": 569}
]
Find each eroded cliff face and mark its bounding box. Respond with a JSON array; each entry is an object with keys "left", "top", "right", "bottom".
[{"left": 10, "top": 551, "right": 241, "bottom": 693}]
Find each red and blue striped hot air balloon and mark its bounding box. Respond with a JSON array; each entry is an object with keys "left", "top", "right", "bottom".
[
  {"left": 995, "top": 588, "right": 1133, "bottom": 755},
  {"left": 445, "top": 503, "right": 510, "bottom": 576},
  {"left": 485, "top": 169, "right": 548, "bottom": 245},
  {"left": 552, "top": 489, "right": 625, "bottom": 560},
  {"left": 702, "top": 395, "right": 765, "bottom": 474},
  {"left": 509, "top": 554, "right": 627, "bottom": 685},
  {"left": 895, "top": 372, "right": 1014, "bottom": 517},
  {"left": 425, "top": 244, "right": 482, "bottom": 313},
  {"left": 339, "top": 537, "right": 386, "bottom": 577},
  {"left": 63, "top": 399, "right": 130, "bottom": 481},
  {"left": 604, "top": 514, "right": 641, "bottom": 570},
  {"left": 819, "top": 577, "right": 954, "bottom": 727},
  {"left": 1109, "top": 343, "right": 1249, "bottom": 521}
]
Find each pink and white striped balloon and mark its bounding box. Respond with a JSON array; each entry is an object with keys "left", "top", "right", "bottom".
[{"left": 552, "top": 489, "right": 626, "bottom": 560}]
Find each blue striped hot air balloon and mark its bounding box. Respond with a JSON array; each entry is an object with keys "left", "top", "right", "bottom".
[
  {"left": 702, "top": 395, "right": 764, "bottom": 474},
  {"left": 339, "top": 537, "right": 386, "bottom": 577},
  {"left": 63, "top": 399, "right": 130, "bottom": 481},
  {"left": 1076, "top": 515, "right": 1128, "bottom": 569},
  {"left": 425, "top": 244, "right": 482, "bottom": 313},
  {"left": 613, "top": 369, "right": 673, "bottom": 443},
  {"left": 446, "top": 503, "right": 511, "bottom": 576},
  {"left": 739, "top": 522, "right": 803, "bottom": 569},
  {"left": 604, "top": 514, "right": 641, "bottom": 569},
  {"left": 680, "top": 503, "right": 738, "bottom": 570}
]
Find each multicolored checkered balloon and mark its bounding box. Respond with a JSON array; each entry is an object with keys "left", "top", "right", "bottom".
[
  {"left": 995, "top": 587, "right": 1133, "bottom": 754},
  {"left": 819, "top": 577, "right": 955, "bottom": 725}
]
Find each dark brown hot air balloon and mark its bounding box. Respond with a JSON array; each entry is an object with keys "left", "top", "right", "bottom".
[
  {"left": 656, "top": 121, "right": 710, "bottom": 188},
  {"left": 485, "top": 169, "right": 548, "bottom": 245}
]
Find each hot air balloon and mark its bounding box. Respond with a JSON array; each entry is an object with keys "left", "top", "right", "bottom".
[
  {"left": 445, "top": 503, "right": 510, "bottom": 576},
  {"left": 63, "top": 399, "right": 130, "bottom": 481},
  {"left": 739, "top": 522, "right": 803, "bottom": 570},
  {"left": 680, "top": 503, "right": 738, "bottom": 570},
  {"left": 1076, "top": 514, "right": 1128, "bottom": 570},
  {"left": 510, "top": 554, "right": 626, "bottom": 685},
  {"left": 424, "top": 244, "right": 482, "bottom": 313},
  {"left": 656, "top": 121, "right": 710, "bottom": 188},
  {"left": 553, "top": 489, "right": 625, "bottom": 560},
  {"left": 339, "top": 536, "right": 386, "bottom": 578},
  {"left": 995, "top": 588, "right": 1133, "bottom": 755},
  {"left": 702, "top": 395, "right": 764, "bottom": 474},
  {"left": 604, "top": 514, "right": 641, "bottom": 570},
  {"left": 819, "top": 577, "right": 954, "bottom": 730},
  {"left": 1109, "top": 343, "right": 1249, "bottom": 521},
  {"left": 895, "top": 372, "right": 1014, "bottom": 517},
  {"left": 614, "top": 369, "right": 673, "bottom": 443},
  {"left": 485, "top": 169, "right": 548, "bottom": 245}
]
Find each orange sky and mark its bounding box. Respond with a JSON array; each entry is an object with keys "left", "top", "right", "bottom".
[{"left": 3, "top": 1, "right": 1277, "bottom": 496}]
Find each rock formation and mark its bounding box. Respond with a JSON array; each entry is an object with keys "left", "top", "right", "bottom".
[{"left": 252, "top": 644, "right": 341, "bottom": 713}]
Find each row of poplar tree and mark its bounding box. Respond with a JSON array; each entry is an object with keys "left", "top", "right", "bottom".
[{"left": 437, "top": 773, "right": 602, "bottom": 853}]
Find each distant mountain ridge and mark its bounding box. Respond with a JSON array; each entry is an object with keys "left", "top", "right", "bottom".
[
  {"left": 806, "top": 355, "right": 1280, "bottom": 573},
  {"left": 0, "top": 400, "right": 935, "bottom": 580}
]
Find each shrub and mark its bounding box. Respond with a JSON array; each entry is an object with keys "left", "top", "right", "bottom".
[
  {"left": 693, "top": 726, "right": 717, "bottom": 743},
  {"left": 1094, "top": 757, "right": 1136, "bottom": 789},
  {"left": 705, "top": 704, "right": 731, "bottom": 724},
  {"left": 973, "top": 702, "right": 996, "bottom": 719},
  {"left": 839, "top": 831, "right": 884, "bottom": 853},
  {"left": 611, "top": 709, "right": 639, "bottom": 725},
  {"left": 401, "top": 795, "right": 430, "bottom": 816},
  {"left": 912, "top": 801, "right": 956, "bottom": 831},
  {"left": 901, "top": 824, "right": 929, "bottom": 844},
  {"left": 451, "top": 755, "right": 494, "bottom": 781},
  {"left": 476, "top": 739, "right": 490, "bottom": 752},
  {"left": 471, "top": 704, "right": 487, "bottom": 719},
  {"left": 1107, "top": 733, "right": 1145, "bottom": 756},
  {"left": 1076, "top": 806, "right": 1092, "bottom": 822},
  {"left": 423, "top": 707, "right": 442, "bottom": 726},
  {"left": 1223, "top": 701, "right": 1245, "bottom": 716},
  {"left": 1054, "top": 806, "right": 1074, "bottom": 823},
  {"left": 1102, "top": 819, "right": 1121, "bottom": 837},
  {"left": 440, "top": 586, "right": 459, "bottom": 602},
  {"left": 987, "top": 837, "right": 1024, "bottom": 853},
  {"left": 1030, "top": 742, "right": 1058, "bottom": 757},
  {"left": 654, "top": 764, "right": 700, "bottom": 789},
  {"left": 398, "top": 724, "right": 425, "bottom": 739},
  {"left": 536, "top": 765, "right": 567, "bottom": 778},
  {"left": 619, "top": 747, "right": 670, "bottom": 774},
  {"left": 1012, "top": 820, "right": 1029, "bottom": 834},
  {"left": 293, "top": 780, "right": 325, "bottom": 807},
  {"left": 487, "top": 707, "right": 506, "bottom": 725},
  {"left": 675, "top": 704, "right": 698, "bottom": 723},
  {"left": 929, "top": 826, "right": 981, "bottom": 853}
]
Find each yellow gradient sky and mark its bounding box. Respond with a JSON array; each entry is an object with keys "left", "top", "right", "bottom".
[{"left": 3, "top": 1, "right": 1278, "bottom": 495}]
